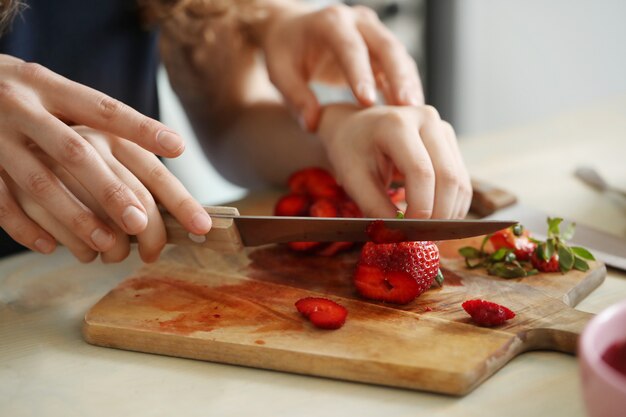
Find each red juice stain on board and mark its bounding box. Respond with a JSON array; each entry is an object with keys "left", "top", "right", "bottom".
[
  {"left": 255, "top": 340, "right": 266, "bottom": 345},
  {"left": 246, "top": 246, "right": 359, "bottom": 297},
  {"left": 602, "top": 339, "right": 626, "bottom": 377},
  {"left": 119, "top": 276, "right": 303, "bottom": 336}
]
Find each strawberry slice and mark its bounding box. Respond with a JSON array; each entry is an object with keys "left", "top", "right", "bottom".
[
  {"left": 295, "top": 297, "right": 348, "bottom": 330},
  {"left": 366, "top": 219, "right": 407, "bottom": 244},
  {"left": 462, "top": 299, "right": 515, "bottom": 326},
  {"left": 274, "top": 193, "right": 310, "bottom": 217},
  {"left": 354, "top": 240, "right": 440, "bottom": 304},
  {"left": 287, "top": 167, "right": 344, "bottom": 200},
  {"left": 489, "top": 225, "right": 536, "bottom": 261}
]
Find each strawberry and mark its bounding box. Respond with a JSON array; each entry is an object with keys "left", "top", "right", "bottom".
[
  {"left": 354, "top": 240, "right": 440, "bottom": 304},
  {"left": 309, "top": 198, "right": 339, "bottom": 217},
  {"left": 274, "top": 193, "right": 310, "bottom": 217},
  {"left": 287, "top": 241, "right": 322, "bottom": 252},
  {"left": 531, "top": 251, "right": 560, "bottom": 272},
  {"left": 338, "top": 199, "right": 362, "bottom": 218},
  {"left": 488, "top": 225, "right": 536, "bottom": 261},
  {"left": 318, "top": 241, "right": 354, "bottom": 257},
  {"left": 288, "top": 167, "right": 344, "bottom": 200},
  {"left": 295, "top": 297, "right": 348, "bottom": 330},
  {"left": 387, "top": 187, "right": 406, "bottom": 205},
  {"left": 366, "top": 219, "right": 407, "bottom": 244},
  {"left": 462, "top": 299, "right": 515, "bottom": 326}
]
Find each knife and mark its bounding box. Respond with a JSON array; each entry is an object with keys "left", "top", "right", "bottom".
[
  {"left": 159, "top": 206, "right": 516, "bottom": 252},
  {"left": 472, "top": 180, "right": 626, "bottom": 271}
]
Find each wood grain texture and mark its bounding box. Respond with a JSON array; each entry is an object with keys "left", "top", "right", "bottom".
[{"left": 83, "top": 237, "right": 605, "bottom": 395}]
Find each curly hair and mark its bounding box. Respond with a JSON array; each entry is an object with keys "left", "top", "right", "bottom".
[{"left": 0, "top": 0, "right": 24, "bottom": 35}]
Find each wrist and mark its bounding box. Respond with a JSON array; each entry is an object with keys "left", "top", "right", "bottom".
[{"left": 317, "top": 103, "right": 360, "bottom": 147}]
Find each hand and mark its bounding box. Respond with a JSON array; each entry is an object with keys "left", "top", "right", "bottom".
[
  {"left": 0, "top": 55, "right": 212, "bottom": 260},
  {"left": 318, "top": 104, "right": 472, "bottom": 220},
  {"left": 261, "top": 3, "right": 423, "bottom": 131}
]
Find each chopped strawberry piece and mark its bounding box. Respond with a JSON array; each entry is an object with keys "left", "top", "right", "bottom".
[
  {"left": 274, "top": 193, "right": 310, "bottom": 217},
  {"left": 295, "top": 297, "right": 348, "bottom": 330},
  {"left": 287, "top": 241, "right": 323, "bottom": 252},
  {"left": 318, "top": 241, "right": 354, "bottom": 257},
  {"left": 366, "top": 220, "right": 407, "bottom": 244},
  {"left": 462, "top": 299, "right": 515, "bottom": 326},
  {"left": 354, "top": 241, "right": 440, "bottom": 304},
  {"left": 387, "top": 187, "right": 406, "bottom": 205},
  {"left": 287, "top": 167, "right": 343, "bottom": 200},
  {"left": 531, "top": 252, "right": 560, "bottom": 272},
  {"left": 489, "top": 226, "right": 537, "bottom": 261},
  {"left": 309, "top": 198, "right": 339, "bottom": 217}
]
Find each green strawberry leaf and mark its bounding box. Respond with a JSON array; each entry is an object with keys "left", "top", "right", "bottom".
[
  {"left": 459, "top": 246, "right": 482, "bottom": 259},
  {"left": 544, "top": 239, "right": 555, "bottom": 261},
  {"left": 547, "top": 217, "right": 563, "bottom": 238},
  {"left": 491, "top": 248, "right": 509, "bottom": 261},
  {"left": 536, "top": 243, "right": 546, "bottom": 261},
  {"left": 571, "top": 246, "right": 595, "bottom": 261},
  {"left": 488, "top": 262, "right": 528, "bottom": 278},
  {"left": 561, "top": 222, "right": 576, "bottom": 241},
  {"left": 479, "top": 234, "right": 490, "bottom": 253},
  {"left": 526, "top": 268, "right": 539, "bottom": 276},
  {"left": 558, "top": 245, "right": 575, "bottom": 272},
  {"left": 465, "top": 258, "right": 485, "bottom": 269},
  {"left": 573, "top": 256, "right": 590, "bottom": 272},
  {"left": 435, "top": 269, "right": 445, "bottom": 286}
]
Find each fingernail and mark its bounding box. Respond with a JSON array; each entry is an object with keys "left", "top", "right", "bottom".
[
  {"left": 191, "top": 211, "right": 212, "bottom": 233},
  {"left": 122, "top": 206, "right": 148, "bottom": 234},
  {"left": 91, "top": 228, "right": 114, "bottom": 251},
  {"left": 357, "top": 82, "right": 377, "bottom": 104},
  {"left": 34, "top": 238, "right": 55, "bottom": 254},
  {"left": 157, "top": 130, "right": 184, "bottom": 153}
]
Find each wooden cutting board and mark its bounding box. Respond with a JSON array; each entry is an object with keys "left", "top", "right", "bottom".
[{"left": 83, "top": 238, "right": 605, "bottom": 395}]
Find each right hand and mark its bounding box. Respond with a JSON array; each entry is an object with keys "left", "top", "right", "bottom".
[{"left": 0, "top": 55, "right": 212, "bottom": 262}]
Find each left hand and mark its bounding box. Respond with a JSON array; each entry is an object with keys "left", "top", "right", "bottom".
[{"left": 261, "top": 3, "right": 423, "bottom": 131}]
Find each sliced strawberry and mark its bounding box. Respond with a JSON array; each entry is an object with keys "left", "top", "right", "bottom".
[
  {"left": 354, "top": 264, "right": 420, "bottom": 304},
  {"left": 287, "top": 241, "right": 323, "bottom": 252},
  {"left": 338, "top": 199, "right": 362, "bottom": 218},
  {"left": 295, "top": 297, "right": 348, "bottom": 330},
  {"left": 489, "top": 226, "right": 536, "bottom": 261},
  {"left": 366, "top": 220, "right": 407, "bottom": 244},
  {"left": 462, "top": 299, "right": 515, "bottom": 326},
  {"left": 318, "top": 241, "right": 354, "bottom": 257},
  {"left": 287, "top": 167, "right": 343, "bottom": 200},
  {"left": 309, "top": 198, "right": 339, "bottom": 217},
  {"left": 274, "top": 193, "right": 310, "bottom": 217},
  {"left": 531, "top": 251, "right": 560, "bottom": 272}
]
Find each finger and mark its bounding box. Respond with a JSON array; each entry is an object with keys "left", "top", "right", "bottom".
[
  {"left": 266, "top": 52, "right": 321, "bottom": 132},
  {"left": 418, "top": 109, "right": 461, "bottom": 219},
  {"left": 319, "top": 7, "right": 377, "bottom": 105},
  {"left": 442, "top": 121, "right": 473, "bottom": 219},
  {"left": 14, "top": 62, "right": 184, "bottom": 157},
  {"left": 93, "top": 142, "right": 166, "bottom": 263},
  {"left": 17, "top": 113, "right": 149, "bottom": 235},
  {"left": 113, "top": 141, "right": 212, "bottom": 236},
  {"left": 356, "top": 9, "right": 424, "bottom": 106},
  {"left": 0, "top": 140, "right": 116, "bottom": 252},
  {"left": 0, "top": 174, "right": 56, "bottom": 254},
  {"left": 339, "top": 161, "right": 398, "bottom": 218},
  {"left": 376, "top": 120, "right": 435, "bottom": 219}
]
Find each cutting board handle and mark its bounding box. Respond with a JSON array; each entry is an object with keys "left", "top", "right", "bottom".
[
  {"left": 470, "top": 179, "right": 518, "bottom": 216},
  {"left": 131, "top": 206, "right": 244, "bottom": 252},
  {"left": 522, "top": 307, "right": 594, "bottom": 354}
]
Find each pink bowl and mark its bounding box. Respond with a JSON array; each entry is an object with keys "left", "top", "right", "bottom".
[{"left": 579, "top": 299, "right": 626, "bottom": 417}]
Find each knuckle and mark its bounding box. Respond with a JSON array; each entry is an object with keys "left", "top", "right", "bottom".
[
  {"left": 17, "top": 62, "right": 48, "bottom": 82},
  {"left": 26, "top": 171, "right": 56, "bottom": 197},
  {"left": 102, "top": 182, "right": 130, "bottom": 206},
  {"left": 354, "top": 5, "right": 378, "bottom": 22},
  {"left": 147, "top": 163, "right": 171, "bottom": 183},
  {"left": 71, "top": 211, "right": 95, "bottom": 231},
  {"left": 97, "top": 95, "right": 124, "bottom": 120},
  {"left": 321, "top": 4, "right": 350, "bottom": 24},
  {"left": 0, "top": 81, "right": 17, "bottom": 104},
  {"left": 137, "top": 117, "right": 158, "bottom": 138},
  {"left": 421, "top": 105, "right": 441, "bottom": 123},
  {"left": 0, "top": 200, "right": 11, "bottom": 222},
  {"left": 60, "top": 135, "right": 93, "bottom": 165},
  {"left": 408, "top": 163, "right": 435, "bottom": 183},
  {"left": 436, "top": 168, "right": 460, "bottom": 188},
  {"left": 176, "top": 196, "right": 197, "bottom": 213}
]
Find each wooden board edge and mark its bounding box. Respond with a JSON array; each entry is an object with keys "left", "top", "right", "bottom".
[{"left": 562, "top": 262, "right": 607, "bottom": 307}]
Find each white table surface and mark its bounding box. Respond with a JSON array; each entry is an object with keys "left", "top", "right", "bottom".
[{"left": 2, "top": 95, "right": 626, "bottom": 417}]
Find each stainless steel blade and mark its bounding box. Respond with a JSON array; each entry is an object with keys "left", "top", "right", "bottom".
[{"left": 209, "top": 215, "right": 516, "bottom": 246}]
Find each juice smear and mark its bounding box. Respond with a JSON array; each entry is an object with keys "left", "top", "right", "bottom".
[{"left": 602, "top": 339, "right": 626, "bottom": 377}]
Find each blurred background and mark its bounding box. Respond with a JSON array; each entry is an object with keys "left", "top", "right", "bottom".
[{"left": 159, "top": 0, "right": 626, "bottom": 205}]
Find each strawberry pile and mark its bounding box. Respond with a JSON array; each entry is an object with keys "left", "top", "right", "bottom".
[
  {"left": 459, "top": 217, "right": 595, "bottom": 277},
  {"left": 354, "top": 215, "right": 443, "bottom": 305},
  {"left": 274, "top": 167, "right": 362, "bottom": 256}
]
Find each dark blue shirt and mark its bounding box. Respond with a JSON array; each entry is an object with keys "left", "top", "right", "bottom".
[{"left": 0, "top": 0, "right": 160, "bottom": 257}]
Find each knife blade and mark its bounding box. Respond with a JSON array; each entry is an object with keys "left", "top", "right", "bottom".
[{"left": 159, "top": 206, "right": 516, "bottom": 252}]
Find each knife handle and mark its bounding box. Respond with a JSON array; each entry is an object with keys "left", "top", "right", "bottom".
[
  {"left": 131, "top": 206, "right": 244, "bottom": 252},
  {"left": 470, "top": 179, "right": 518, "bottom": 217}
]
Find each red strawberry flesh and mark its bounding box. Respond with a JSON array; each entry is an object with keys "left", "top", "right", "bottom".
[
  {"left": 295, "top": 297, "right": 348, "bottom": 330},
  {"left": 462, "top": 299, "right": 515, "bottom": 326},
  {"left": 274, "top": 193, "right": 310, "bottom": 217},
  {"left": 366, "top": 220, "right": 407, "bottom": 244}
]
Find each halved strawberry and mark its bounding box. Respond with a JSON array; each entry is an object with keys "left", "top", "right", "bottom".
[
  {"left": 287, "top": 167, "right": 343, "bottom": 200},
  {"left": 295, "top": 297, "right": 348, "bottom": 330},
  {"left": 274, "top": 193, "right": 310, "bottom": 217},
  {"left": 489, "top": 225, "right": 536, "bottom": 261},
  {"left": 462, "top": 299, "right": 515, "bottom": 326},
  {"left": 354, "top": 240, "right": 440, "bottom": 304},
  {"left": 531, "top": 251, "right": 560, "bottom": 272}
]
